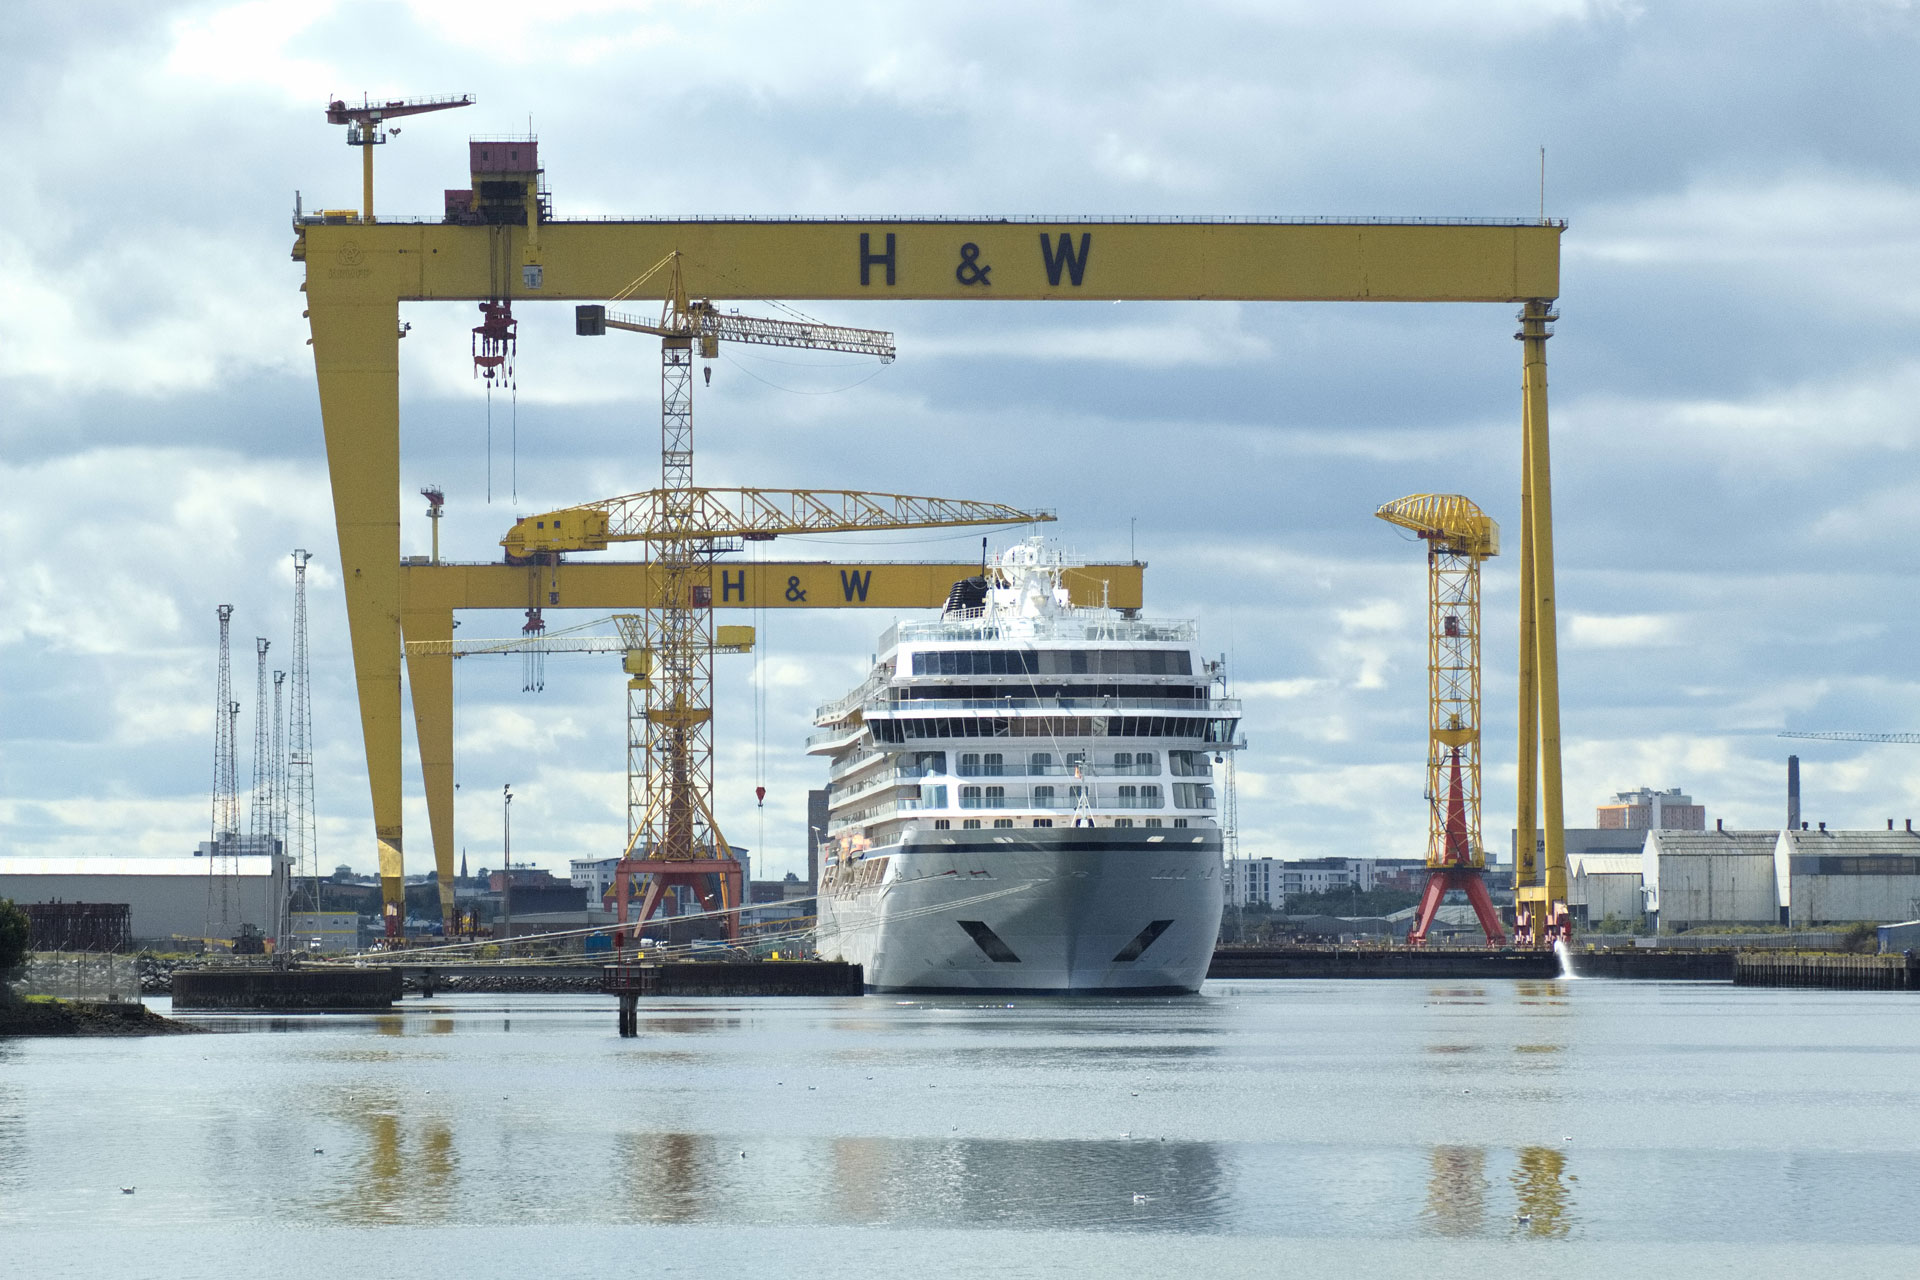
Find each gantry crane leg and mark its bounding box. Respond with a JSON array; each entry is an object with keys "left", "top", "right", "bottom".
[
  {"left": 1515, "top": 299, "right": 1570, "bottom": 945},
  {"left": 402, "top": 610, "right": 458, "bottom": 932},
  {"left": 310, "top": 296, "right": 408, "bottom": 936}
]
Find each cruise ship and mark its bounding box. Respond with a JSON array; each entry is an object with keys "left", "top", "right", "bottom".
[{"left": 810, "top": 539, "right": 1243, "bottom": 992}]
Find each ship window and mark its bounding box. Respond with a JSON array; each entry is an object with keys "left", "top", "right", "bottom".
[
  {"left": 1114, "top": 818, "right": 1134, "bottom": 828},
  {"left": 1033, "top": 819, "right": 1052, "bottom": 827},
  {"left": 960, "top": 786, "right": 982, "bottom": 809},
  {"left": 1118, "top": 784, "right": 1139, "bottom": 807},
  {"left": 920, "top": 785, "right": 947, "bottom": 808},
  {"left": 1173, "top": 783, "right": 1213, "bottom": 809},
  {"left": 933, "top": 820, "right": 950, "bottom": 830},
  {"left": 1067, "top": 785, "right": 1087, "bottom": 801},
  {"left": 984, "top": 786, "right": 1005, "bottom": 806},
  {"left": 959, "top": 752, "right": 982, "bottom": 776},
  {"left": 916, "top": 751, "right": 947, "bottom": 774},
  {"left": 1114, "top": 752, "right": 1133, "bottom": 768},
  {"left": 1141, "top": 785, "right": 1162, "bottom": 806},
  {"left": 982, "top": 753, "right": 1003, "bottom": 776},
  {"left": 962, "top": 819, "right": 981, "bottom": 830},
  {"left": 1033, "top": 785, "right": 1055, "bottom": 807},
  {"left": 1135, "top": 751, "right": 1157, "bottom": 770},
  {"left": 1030, "top": 752, "right": 1053, "bottom": 772},
  {"left": 1173, "top": 818, "right": 1188, "bottom": 828},
  {"left": 1144, "top": 817, "right": 1163, "bottom": 828},
  {"left": 993, "top": 818, "right": 1014, "bottom": 829}
]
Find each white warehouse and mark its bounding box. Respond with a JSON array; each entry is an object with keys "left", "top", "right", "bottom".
[
  {"left": 1644, "top": 828, "right": 1781, "bottom": 931},
  {"left": 1775, "top": 827, "right": 1920, "bottom": 927},
  {"left": 0, "top": 856, "right": 289, "bottom": 944}
]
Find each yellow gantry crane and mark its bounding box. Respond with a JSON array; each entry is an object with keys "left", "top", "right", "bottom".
[
  {"left": 1377, "top": 494, "right": 1508, "bottom": 946},
  {"left": 296, "top": 114, "right": 1569, "bottom": 941}
]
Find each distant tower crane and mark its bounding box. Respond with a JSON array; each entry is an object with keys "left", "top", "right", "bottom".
[{"left": 1377, "top": 494, "right": 1508, "bottom": 947}]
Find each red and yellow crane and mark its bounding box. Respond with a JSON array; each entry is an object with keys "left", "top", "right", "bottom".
[
  {"left": 548, "top": 254, "right": 1050, "bottom": 939},
  {"left": 1377, "top": 494, "right": 1508, "bottom": 946}
]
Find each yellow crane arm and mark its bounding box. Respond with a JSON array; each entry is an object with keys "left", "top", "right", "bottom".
[
  {"left": 503, "top": 488, "right": 1053, "bottom": 557},
  {"left": 1374, "top": 493, "right": 1500, "bottom": 559},
  {"left": 577, "top": 304, "right": 896, "bottom": 362}
]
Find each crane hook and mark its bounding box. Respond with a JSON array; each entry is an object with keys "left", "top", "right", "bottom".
[
  {"left": 703, "top": 365, "right": 712, "bottom": 386},
  {"left": 755, "top": 785, "right": 765, "bottom": 807}
]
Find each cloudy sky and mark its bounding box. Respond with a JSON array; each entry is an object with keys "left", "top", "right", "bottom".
[{"left": 5, "top": 0, "right": 1919, "bottom": 882}]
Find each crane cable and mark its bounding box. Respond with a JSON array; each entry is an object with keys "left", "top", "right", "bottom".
[{"left": 750, "top": 539, "right": 769, "bottom": 870}]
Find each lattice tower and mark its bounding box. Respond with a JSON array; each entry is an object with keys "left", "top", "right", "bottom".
[
  {"left": 271, "top": 671, "right": 287, "bottom": 848},
  {"left": 250, "top": 638, "right": 273, "bottom": 845},
  {"left": 1426, "top": 545, "right": 1484, "bottom": 867},
  {"left": 207, "top": 605, "right": 239, "bottom": 935},
  {"left": 288, "top": 550, "right": 320, "bottom": 911},
  {"left": 631, "top": 337, "right": 727, "bottom": 861}
]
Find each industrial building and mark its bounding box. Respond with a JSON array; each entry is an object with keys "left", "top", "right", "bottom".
[
  {"left": 1597, "top": 787, "right": 1706, "bottom": 831},
  {"left": 1644, "top": 828, "right": 1781, "bottom": 931},
  {"left": 1568, "top": 852, "right": 1646, "bottom": 927},
  {"left": 1230, "top": 856, "right": 1394, "bottom": 908},
  {"left": 1775, "top": 826, "right": 1920, "bottom": 927},
  {"left": 0, "top": 856, "right": 289, "bottom": 945}
]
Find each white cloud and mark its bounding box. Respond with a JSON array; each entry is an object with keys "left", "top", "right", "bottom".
[{"left": 1565, "top": 612, "right": 1678, "bottom": 649}]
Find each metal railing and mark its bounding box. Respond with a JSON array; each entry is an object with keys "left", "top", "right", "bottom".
[{"left": 868, "top": 696, "right": 1239, "bottom": 715}]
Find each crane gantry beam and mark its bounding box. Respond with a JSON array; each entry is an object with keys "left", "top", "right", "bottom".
[
  {"left": 503, "top": 488, "right": 1051, "bottom": 558},
  {"left": 297, "top": 130, "right": 1567, "bottom": 936}
]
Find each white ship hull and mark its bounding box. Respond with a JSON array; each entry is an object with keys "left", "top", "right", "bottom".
[{"left": 818, "top": 828, "right": 1223, "bottom": 993}]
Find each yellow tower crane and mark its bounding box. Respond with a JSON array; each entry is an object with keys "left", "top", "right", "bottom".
[
  {"left": 544, "top": 254, "right": 1052, "bottom": 939},
  {"left": 1376, "top": 494, "right": 1510, "bottom": 947}
]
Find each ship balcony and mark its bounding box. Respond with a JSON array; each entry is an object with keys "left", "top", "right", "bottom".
[
  {"left": 827, "top": 766, "right": 928, "bottom": 807},
  {"left": 806, "top": 721, "right": 867, "bottom": 754}
]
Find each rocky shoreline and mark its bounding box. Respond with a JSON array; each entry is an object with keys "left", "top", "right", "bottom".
[{"left": 0, "top": 997, "right": 203, "bottom": 1037}]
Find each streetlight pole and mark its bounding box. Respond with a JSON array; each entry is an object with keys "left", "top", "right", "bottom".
[{"left": 502, "top": 784, "right": 513, "bottom": 957}]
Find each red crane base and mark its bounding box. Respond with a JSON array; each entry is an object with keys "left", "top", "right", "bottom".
[
  {"left": 613, "top": 857, "right": 744, "bottom": 942},
  {"left": 1406, "top": 868, "right": 1507, "bottom": 947}
]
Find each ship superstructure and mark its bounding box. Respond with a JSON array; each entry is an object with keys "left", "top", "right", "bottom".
[{"left": 810, "top": 539, "right": 1243, "bottom": 992}]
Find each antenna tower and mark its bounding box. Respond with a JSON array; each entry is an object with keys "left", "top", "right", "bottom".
[
  {"left": 272, "top": 668, "right": 288, "bottom": 947},
  {"left": 288, "top": 551, "right": 321, "bottom": 917},
  {"left": 209, "top": 605, "right": 240, "bottom": 936},
  {"left": 272, "top": 670, "right": 288, "bottom": 848},
  {"left": 249, "top": 638, "right": 273, "bottom": 846}
]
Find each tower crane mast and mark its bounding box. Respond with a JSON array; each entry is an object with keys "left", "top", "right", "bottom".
[
  {"left": 573, "top": 253, "right": 1046, "bottom": 940},
  {"left": 1377, "top": 494, "right": 1510, "bottom": 947}
]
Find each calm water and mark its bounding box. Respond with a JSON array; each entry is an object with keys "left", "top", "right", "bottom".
[{"left": 3, "top": 978, "right": 1917, "bottom": 1276}]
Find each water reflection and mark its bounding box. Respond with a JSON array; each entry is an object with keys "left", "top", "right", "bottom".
[
  {"left": 1421, "top": 1144, "right": 1576, "bottom": 1238},
  {"left": 614, "top": 1133, "right": 1229, "bottom": 1232},
  {"left": 0, "top": 1073, "right": 21, "bottom": 1200},
  {"left": 319, "top": 1091, "right": 459, "bottom": 1224},
  {"left": 1511, "top": 1145, "right": 1573, "bottom": 1237},
  {"left": 1422, "top": 1144, "right": 1488, "bottom": 1236}
]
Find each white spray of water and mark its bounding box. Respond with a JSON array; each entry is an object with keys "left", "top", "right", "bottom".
[{"left": 1553, "top": 939, "right": 1579, "bottom": 980}]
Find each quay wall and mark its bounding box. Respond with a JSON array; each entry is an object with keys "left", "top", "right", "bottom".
[{"left": 1733, "top": 951, "right": 1920, "bottom": 990}]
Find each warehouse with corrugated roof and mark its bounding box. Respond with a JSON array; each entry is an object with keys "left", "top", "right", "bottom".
[
  {"left": 1644, "top": 828, "right": 1781, "bottom": 931},
  {"left": 0, "top": 856, "right": 286, "bottom": 945},
  {"left": 1775, "top": 826, "right": 1920, "bottom": 927}
]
